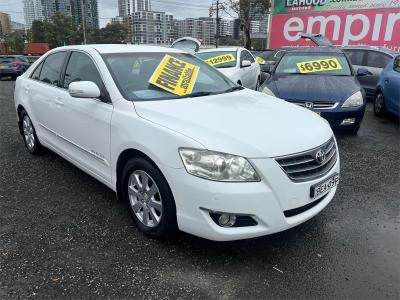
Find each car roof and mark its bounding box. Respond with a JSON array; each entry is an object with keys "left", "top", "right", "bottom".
[
  {"left": 51, "top": 44, "right": 187, "bottom": 54},
  {"left": 197, "top": 47, "right": 243, "bottom": 53},
  {"left": 341, "top": 45, "right": 398, "bottom": 55}
]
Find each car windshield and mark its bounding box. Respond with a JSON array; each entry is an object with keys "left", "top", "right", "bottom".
[
  {"left": 275, "top": 53, "right": 352, "bottom": 76},
  {"left": 103, "top": 52, "right": 238, "bottom": 101},
  {"left": 196, "top": 51, "right": 237, "bottom": 68}
]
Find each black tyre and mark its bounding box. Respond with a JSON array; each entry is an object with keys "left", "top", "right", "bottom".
[
  {"left": 255, "top": 77, "right": 260, "bottom": 91},
  {"left": 121, "top": 157, "right": 178, "bottom": 238},
  {"left": 20, "top": 110, "right": 43, "bottom": 154},
  {"left": 374, "top": 92, "right": 386, "bottom": 117}
]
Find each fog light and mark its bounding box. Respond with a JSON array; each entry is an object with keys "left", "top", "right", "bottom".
[
  {"left": 340, "top": 118, "right": 356, "bottom": 125},
  {"left": 218, "top": 214, "right": 237, "bottom": 227}
]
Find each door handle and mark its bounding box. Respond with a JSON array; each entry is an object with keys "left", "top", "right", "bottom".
[{"left": 54, "top": 97, "right": 64, "bottom": 106}]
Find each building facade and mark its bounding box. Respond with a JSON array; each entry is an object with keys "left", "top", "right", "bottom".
[
  {"left": 23, "top": 0, "right": 98, "bottom": 29},
  {"left": 0, "top": 12, "right": 11, "bottom": 35},
  {"left": 118, "top": 0, "right": 151, "bottom": 16},
  {"left": 132, "top": 11, "right": 174, "bottom": 45},
  {"left": 177, "top": 17, "right": 216, "bottom": 46}
]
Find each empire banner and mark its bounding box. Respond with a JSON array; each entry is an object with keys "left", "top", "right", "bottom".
[{"left": 269, "top": 0, "right": 400, "bottom": 50}]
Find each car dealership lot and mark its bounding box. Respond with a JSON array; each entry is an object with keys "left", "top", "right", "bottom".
[{"left": 0, "top": 80, "right": 399, "bottom": 298}]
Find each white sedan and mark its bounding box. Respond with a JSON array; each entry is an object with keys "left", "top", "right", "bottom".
[
  {"left": 14, "top": 45, "right": 339, "bottom": 241},
  {"left": 196, "top": 47, "right": 261, "bottom": 90}
]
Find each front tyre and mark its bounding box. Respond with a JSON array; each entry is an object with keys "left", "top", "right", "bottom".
[
  {"left": 121, "top": 157, "right": 178, "bottom": 238},
  {"left": 374, "top": 92, "right": 386, "bottom": 117},
  {"left": 20, "top": 110, "right": 43, "bottom": 154}
]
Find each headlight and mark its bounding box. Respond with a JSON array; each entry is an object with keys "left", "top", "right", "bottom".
[
  {"left": 261, "top": 86, "right": 276, "bottom": 97},
  {"left": 179, "top": 148, "right": 260, "bottom": 182},
  {"left": 342, "top": 91, "right": 363, "bottom": 108}
]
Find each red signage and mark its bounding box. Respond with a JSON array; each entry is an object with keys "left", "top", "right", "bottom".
[{"left": 269, "top": 8, "right": 400, "bottom": 51}]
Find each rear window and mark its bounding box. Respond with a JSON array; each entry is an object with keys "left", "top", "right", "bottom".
[
  {"left": 0, "top": 57, "right": 14, "bottom": 63},
  {"left": 275, "top": 53, "right": 352, "bottom": 76},
  {"left": 196, "top": 51, "right": 237, "bottom": 68}
]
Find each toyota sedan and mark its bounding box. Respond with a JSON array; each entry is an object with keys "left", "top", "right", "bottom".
[{"left": 14, "top": 45, "right": 339, "bottom": 241}]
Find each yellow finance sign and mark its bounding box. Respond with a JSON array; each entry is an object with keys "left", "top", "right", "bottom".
[
  {"left": 149, "top": 54, "right": 200, "bottom": 96},
  {"left": 206, "top": 53, "right": 236, "bottom": 66},
  {"left": 297, "top": 58, "right": 342, "bottom": 74}
]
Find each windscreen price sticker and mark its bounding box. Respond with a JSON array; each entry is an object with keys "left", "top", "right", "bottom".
[
  {"left": 149, "top": 55, "right": 199, "bottom": 96},
  {"left": 297, "top": 58, "right": 342, "bottom": 74},
  {"left": 206, "top": 54, "right": 236, "bottom": 66}
]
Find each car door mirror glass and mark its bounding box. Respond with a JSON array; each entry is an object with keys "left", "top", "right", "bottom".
[
  {"left": 241, "top": 60, "right": 251, "bottom": 68},
  {"left": 356, "top": 67, "right": 372, "bottom": 76},
  {"left": 68, "top": 81, "right": 101, "bottom": 98}
]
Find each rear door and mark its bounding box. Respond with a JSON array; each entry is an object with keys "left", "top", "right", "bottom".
[
  {"left": 27, "top": 51, "right": 68, "bottom": 146},
  {"left": 364, "top": 50, "right": 392, "bottom": 98},
  {"left": 53, "top": 51, "right": 113, "bottom": 183}
]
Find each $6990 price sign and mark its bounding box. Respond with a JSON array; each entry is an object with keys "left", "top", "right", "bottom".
[{"left": 297, "top": 58, "right": 342, "bottom": 74}]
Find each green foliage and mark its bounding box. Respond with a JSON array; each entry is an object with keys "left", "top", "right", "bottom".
[
  {"left": 88, "top": 23, "right": 128, "bottom": 44},
  {"left": 30, "top": 20, "right": 46, "bottom": 43},
  {"left": 1, "top": 32, "right": 25, "bottom": 54}
]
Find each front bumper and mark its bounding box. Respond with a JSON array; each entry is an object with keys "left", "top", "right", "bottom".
[
  {"left": 165, "top": 150, "right": 340, "bottom": 241},
  {"left": 320, "top": 106, "right": 366, "bottom": 132}
]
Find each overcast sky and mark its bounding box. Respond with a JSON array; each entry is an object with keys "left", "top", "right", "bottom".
[{"left": 1, "top": 0, "right": 215, "bottom": 27}]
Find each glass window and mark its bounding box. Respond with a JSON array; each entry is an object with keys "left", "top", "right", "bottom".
[
  {"left": 39, "top": 52, "right": 67, "bottom": 86},
  {"left": 63, "top": 52, "right": 103, "bottom": 90},
  {"left": 195, "top": 51, "right": 237, "bottom": 68},
  {"left": 242, "top": 50, "right": 255, "bottom": 63},
  {"left": 394, "top": 57, "right": 400, "bottom": 73},
  {"left": 103, "top": 52, "right": 237, "bottom": 101},
  {"left": 344, "top": 49, "right": 365, "bottom": 65},
  {"left": 275, "top": 53, "right": 352, "bottom": 76},
  {"left": 31, "top": 62, "right": 43, "bottom": 80},
  {"left": 366, "top": 51, "right": 392, "bottom": 69}
]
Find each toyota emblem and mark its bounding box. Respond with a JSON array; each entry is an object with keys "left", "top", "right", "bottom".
[{"left": 315, "top": 150, "right": 326, "bottom": 164}]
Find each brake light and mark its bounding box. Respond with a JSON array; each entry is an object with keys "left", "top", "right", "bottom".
[{"left": 11, "top": 60, "right": 21, "bottom": 67}]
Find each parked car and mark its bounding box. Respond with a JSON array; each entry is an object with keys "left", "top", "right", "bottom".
[
  {"left": 196, "top": 47, "right": 261, "bottom": 90},
  {"left": 252, "top": 49, "right": 283, "bottom": 71},
  {"left": 260, "top": 47, "right": 368, "bottom": 135},
  {"left": 342, "top": 46, "right": 399, "bottom": 100},
  {"left": 0, "top": 55, "right": 30, "bottom": 80},
  {"left": 14, "top": 45, "right": 339, "bottom": 241},
  {"left": 374, "top": 55, "right": 400, "bottom": 118}
]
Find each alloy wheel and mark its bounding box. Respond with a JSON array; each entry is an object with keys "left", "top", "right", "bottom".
[
  {"left": 22, "top": 115, "right": 35, "bottom": 150},
  {"left": 374, "top": 93, "right": 384, "bottom": 113},
  {"left": 128, "top": 170, "right": 163, "bottom": 228}
]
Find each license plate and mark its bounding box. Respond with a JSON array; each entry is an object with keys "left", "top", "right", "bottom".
[
  {"left": 310, "top": 173, "right": 339, "bottom": 200},
  {"left": 0, "top": 65, "right": 7, "bottom": 69}
]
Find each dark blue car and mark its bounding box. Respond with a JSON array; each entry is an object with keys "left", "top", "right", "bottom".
[
  {"left": 260, "top": 47, "right": 368, "bottom": 135},
  {"left": 374, "top": 55, "right": 400, "bottom": 118}
]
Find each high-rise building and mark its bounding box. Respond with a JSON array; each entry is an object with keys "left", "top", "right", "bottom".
[
  {"left": 219, "top": 19, "right": 234, "bottom": 37},
  {"left": 0, "top": 12, "right": 12, "bottom": 35},
  {"left": 23, "top": 0, "right": 98, "bottom": 29},
  {"left": 23, "top": 0, "right": 44, "bottom": 28},
  {"left": 177, "top": 17, "right": 216, "bottom": 46},
  {"left": 70, "top": 0, "right": 99, "bottom": 29},
  {"left": 118, "top": 0, "right": 151, "bottom": 16},
  {"left": 132, "top": 11, "right": 174, "bottom": 45},
  {"left": 11, "top": 21, "right": 27, "bottom": 33}
]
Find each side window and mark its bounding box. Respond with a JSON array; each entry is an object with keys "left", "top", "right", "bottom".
[
  {"left": 366, "top": 51, "right": 392, "bottom": 69},
  {"left": 63, "top": 52, "right": 103, "bottom": 90},
  {"left": 394, "top": 57, "right": 400, "bottom": 73},
  {"left": 241, "top": 50, "right": 254, "bottom": 63},
  {"left": 345, "top": 50, "right": 365, "bottom": 66},
  {"left": 39, "top": 52, "right": 67, "bottom": 86},
  {"left": 30, "top": 62, "right": 43, "bottom": 80}
]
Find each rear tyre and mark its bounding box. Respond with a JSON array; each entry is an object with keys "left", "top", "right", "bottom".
[
  {"left": 20, "top": 110, "right": 43, "bottom": 154},
  {"left": 121, "top": 157, "right": 178, "bottom": 239},
  {"left": 255, "top": 78, "right": 260, "bottom": 91},
  {"left": 374, "top": 92, "right": 386, "bottom": 117}
]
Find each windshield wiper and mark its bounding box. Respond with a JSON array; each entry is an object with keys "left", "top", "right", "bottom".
[
  {"left": 181, "top": 91, "right": 215, "bottom": 98},
  {"left": 223, "top": 86, "right": 244, "bottom": 93}
]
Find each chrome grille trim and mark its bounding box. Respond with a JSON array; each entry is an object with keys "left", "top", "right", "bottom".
[
  {"left": 288, "top": 100, "right": 339, "bottom": 109},
  {"left": 274, "top": 137, "right": 337, "bottom": 182}
]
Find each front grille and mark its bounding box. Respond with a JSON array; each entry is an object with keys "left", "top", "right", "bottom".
[
  {"left": 275, "top": 137, "right": 337, "bottom": 182},
  {"left": 288, "top": 100, "right": 338, "bottom": 109}
]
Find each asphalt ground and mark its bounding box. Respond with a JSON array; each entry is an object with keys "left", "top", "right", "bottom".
[{"left": 0, "top": 79, "right": 399, "bottom": 299}]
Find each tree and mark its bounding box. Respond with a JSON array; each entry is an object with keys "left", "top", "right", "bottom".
[
  {"left": 212, "top": 0, "right": 271, "bottom": 50},
  {"left": 0, "top": 32, "right": 25, "bottom": 54},
  {"left": 44, "top": 12, "right": 82, "bottom": 48},
  {"left": 30, "top": 20, "right": 46, "bottom": 43},
  {"left": 89, "top": 23, "right": 128, "bottom": 44}
]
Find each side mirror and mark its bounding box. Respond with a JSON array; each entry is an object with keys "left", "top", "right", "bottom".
[
  {"left": 393, "top": 56, "right": 400, "bottom": 73},
  {"left": 241, "top": 60, "right": 251, "bottom": 68},
  {"left": 68, "top": 81, "right": 101, "bottom": 98},
  {"left": 356, "top": 67, "right": 372, "bottom": 76}
]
